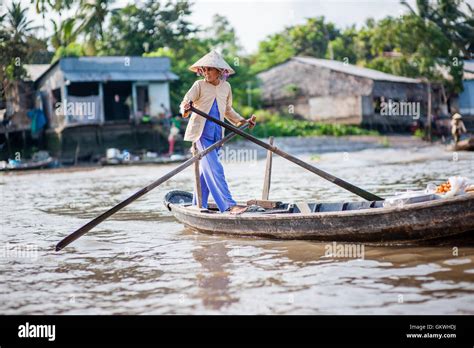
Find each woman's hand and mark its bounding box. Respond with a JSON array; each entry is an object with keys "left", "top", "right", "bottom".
[
  {"left": 182, "top": 102, "right": 192, "bottom": 117},
  {"left": 248, "top": 114, "right": 257, "bottom": 129}
]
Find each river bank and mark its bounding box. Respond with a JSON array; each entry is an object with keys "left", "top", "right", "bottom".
[
  {"left": 226, "top": 134, "right": 435, "bottom": 159},
  {"left": 0, "top": 134, "right": 443, "bottom": 176}
]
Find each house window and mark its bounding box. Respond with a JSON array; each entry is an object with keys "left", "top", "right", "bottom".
[
  {"left": 52, "top": 88, "right": 62, "bottom": 108},
  {"left": 68, "top": 82, "right": 99, "bottom": 96},
  {"left": 65, "top": 82, "right": 101, "bottom": 124}
]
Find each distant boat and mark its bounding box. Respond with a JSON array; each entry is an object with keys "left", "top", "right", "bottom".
[
  {"left": 0, "top": 157, "right": 56, "bottom": 172},
  {"left": 164, "top": 190, "right": 474, "bottom": 244},
  {"left": 100, "top": 153, "right": 191, "bottom": 166}
]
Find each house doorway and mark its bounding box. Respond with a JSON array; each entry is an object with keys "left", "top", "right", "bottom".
[
  {"left": 135, "top": 85, "right": 150, "bottom": 119},
  {"left": 103, "top": 81, "right": 132, "bottom": 122}
]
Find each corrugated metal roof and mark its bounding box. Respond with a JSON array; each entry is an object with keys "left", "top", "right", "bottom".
[
  {"left": 24, "top": 64, "right": 50, "bottom": 81},
  {"left": 60, "top": 56, "right": 179, "bottom": 81},
  {"left": 36, "top": 56, "right": 178, "bottom": 83},
  {"left": 293, "top": 56, "right": 421, "bottom": 83},
  {"left": 464, "top": 60, "right": 474, "bottom": 73},
  {"left": 63, "top": 71, "right": 178, "bottom": 82}
]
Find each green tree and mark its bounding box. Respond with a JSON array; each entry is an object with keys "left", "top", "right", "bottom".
[
  {"left": 51, "top": 43, "right": 85, "bottom": 62},
  {"left": 100, "top": 0, "right": 196, "bottom": 56},
  {"left": 364, "top": 13, "right": 464, "bottom": 94},
  {"left": 289, "top": 17, "right": 339, "bottom": 57},
  {"left": 78, "top": 0, "right": 114, "bottom": 55},
  {"left": 206, "top": 14, "right": 241, "bottom": 56},
  {"left": 47, "top": 9, "right": 85, "bottom": 62},
  {"left": 251, "top": 32, "right": 294, "bottom": 73},
  {"left": 400, "top": 0, "right": 473, "bottom": 94},
  {"left": 251, "top": 16, "right": 340, "bottom": 73},
  {"left": 25, "top": 36, "right": 52, "bottom": 64},
  {"left": 328, "top": 26, "right": 358, "bottom": 63},
  {"left": 1, "top": 1, "right": 49, "bottom": 122},
  {"left": 51, "top": 17, "right": 79, "bottom": 49},
  {"left": 0, "top": 1, "right": 37, "bottom": 81},
  {"left": 30, "top": 0, "right": 76, "bottom": 14},
  {"left": 352, "top": 18, "right": 377, "bottom": 65},
  {"left": 402, "top": 0, "right": 474, "bottom": 57},
  {"left": 29, "top": 0, "right": 76, "bottom": 42}
]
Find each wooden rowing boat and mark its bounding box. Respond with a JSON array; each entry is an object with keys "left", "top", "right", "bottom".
[
  {"left": 164, "top": 190, "right": 474, "bottom": 244},
  {"left": 448, "top": 137, "right": 474, "bottom": 151}
]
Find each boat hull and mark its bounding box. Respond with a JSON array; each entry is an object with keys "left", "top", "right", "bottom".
[
  {"left": 165, "top": 191, "right": 474, "bottom": 243},
  {"left": 448, "top": 137, "right": 474, "bottom": 151},
  {"left": 0, "top": 157, "right": 55, "bottom": 172}
]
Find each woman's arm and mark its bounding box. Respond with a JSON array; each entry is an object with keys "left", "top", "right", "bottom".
[
  {"left": 224, "top": 86, "right": 257, "bottom": 128},
  {"left": 180, "top": 81, "right": 201, "bottom": 118},
  {"left": 224, "top": 86, "right": 246, "bottom": 126}
]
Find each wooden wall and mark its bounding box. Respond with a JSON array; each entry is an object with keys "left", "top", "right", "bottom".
[
  {"left": 257, "top": 59, "right": 437, "bottom": 130},
  {"left": 258, "top": 59, "right": 372, "bottom": 124}
]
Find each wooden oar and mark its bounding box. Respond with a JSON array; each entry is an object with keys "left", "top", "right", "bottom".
[
  {"left": 189, "top": 104, "right": 383, "bottom": 201},
  {"left": 55, "top": 123, "right": 250, "bottom": 251}
]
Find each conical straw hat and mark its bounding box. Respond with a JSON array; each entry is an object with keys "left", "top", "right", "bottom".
[
  {"left": 452, "top": 113, "right": 462, "bottom": 120},
  {"left": 189, "top": 50, "right": 235, "bottom": 75}
]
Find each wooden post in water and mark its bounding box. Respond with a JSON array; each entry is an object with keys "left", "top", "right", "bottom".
[
  {"left": 192, "top": 143, "right": 202, "bottom": 208},
  {"left": 427, "top": 81, "right": 432, "bottom": 143},
  {"left": 22, "top": 130, "right": 26, "bottom": 153},
  {"left": 74, "top": 141, "right": 80, "bottom": 166},
  {"left": 5, "top": 128, "right": 12, "bottom": 159},
  {"left": 262, "top": 136, "right": 274, "bottom": 200}
]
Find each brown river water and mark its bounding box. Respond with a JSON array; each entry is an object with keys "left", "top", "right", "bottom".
[{"left": 1, "top": 136, "right": 473, "bottom": 314}]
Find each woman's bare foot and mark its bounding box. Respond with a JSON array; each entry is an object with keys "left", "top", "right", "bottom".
[{"left": 228, "top": 205, "right": 249, "bottom": 215}]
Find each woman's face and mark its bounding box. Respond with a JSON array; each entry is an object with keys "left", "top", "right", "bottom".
[{"left": 201, "top": 67, "right": 220, "bottom": 84}]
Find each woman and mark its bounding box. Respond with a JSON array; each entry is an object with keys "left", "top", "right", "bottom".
[
  {"left": 167, "top": 121, "right": 180, "bottom": 156},
  {"left": 180, "top": 50, "right": 256, "bottom": 214},
  {"left": 451, "top": 113, "right": 467, "bottom": 144}
]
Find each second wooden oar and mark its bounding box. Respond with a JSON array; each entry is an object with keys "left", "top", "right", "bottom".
[
  {"left": 189, "top": 103, "right": 383, "bottom": 201},
  {"left": 55, "top": 123, "right": 250, "bottom": 251}
]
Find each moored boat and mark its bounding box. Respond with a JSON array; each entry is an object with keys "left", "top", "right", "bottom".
[
  {"left": 0, "top": 157, "right": 56, "bottom": 172},
  {"left": 99, "top": 153, "right": 191, "bottom": 166},
  {"left": 164, "top": 190, "right": 474, "bottom": 244}
]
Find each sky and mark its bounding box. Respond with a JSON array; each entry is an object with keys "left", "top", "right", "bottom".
[
  {"left": 189, "top": 0, "right": 415, "bottom": 54},
  {"left": 3, "top": 0, "right": 474, "bottom": 54}
]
